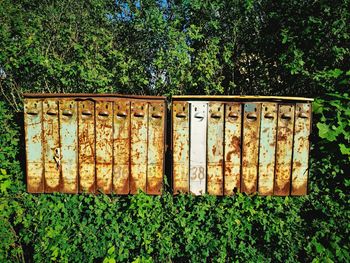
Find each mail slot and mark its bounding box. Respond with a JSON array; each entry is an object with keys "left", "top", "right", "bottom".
[
  {"left": 171, "top": 95, "right": 313, "bottom": 196},
  {"left": 24, "top": 93, "right": 166, "bottom": 195}
]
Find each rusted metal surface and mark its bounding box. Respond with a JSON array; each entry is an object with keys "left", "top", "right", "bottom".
[
  {"left": 78, "top": 100, "right": 95, "bottom": 193},
  {"left": 224, "top": 103, "right": 242, "bottom": 195},
  {"left": 258, "top": 103, "right": 277, "bottom": 195},
  {"left": 25, "top": 93, "right": 314, "bottom": 196},
  {"left": 59, "top": 100, "right": 78, "bottom": 193},
  {"left": 207, "top": 102, "right": 224, "bottom": 195},
  {"left": 24, "top": 99, "right": 44, "bottom": 193},
  {"left": 170, "top": 96, "right": 313, "bottom": 196},
  {"left": 95, "top": 101, "right": 113, "bottom": 194},
  {"left": 291, "top": 103, "right": 311, "bottom": 195},
  {"left": 130, "top": 101, "right": 148, "bottom": 194},
  {"left": 241, "top": 103, "right": 261, "bottom": 194},
  {"left": 189, "top": 102, "right": 207, "bottom": 195},
  {"left": 274, "top": 104, "right": 295, "bottom": 196},
  {"left": 24, "top": 93, "right": 166, "bottom": 195},
  {"left": 172, "top": 102, "right": 190, "bottom": 194},
  {"left": 43, "top": 99, "right": 61, "bottom": 192},
  {"left": 147, "top": 102, "right": 165, "bottom": 195},
  {"left": 113, "top": 99, "right": 130, "bottom": 194}
]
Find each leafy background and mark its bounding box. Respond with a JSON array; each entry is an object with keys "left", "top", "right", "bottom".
[{"left": 0, "top": 0, "right": 349, "bottom": 262}]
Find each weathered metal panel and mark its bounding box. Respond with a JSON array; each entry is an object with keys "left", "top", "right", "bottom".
[
  {"left": 147, "top": 102, "right": 165, "bottom": 195},
  {"left": 258, "top": 103, "right": 277, "bottom": 195},
  {"left": 43, "top": 99, "right": 61, "bottom": 192},
  {"left": 172, "top": 102, "right": 190, "bottom": 194},
  {"left": 78, "top": 100, "right": 95, "bottom": 193},
  {"left": 291, "top": 103, "right": 311, "bottom": 195},
  {"left": 274, "top": 104, "right": 295, "bottom": 196},
  {"left": 207, "top": 102, "right": 224, "bottom": 195},
  {"left": 59, "top": 100, "right": 78, "bottom": 193},
  {"left": 224, "top": 103, "right": 242, "bottom": 195},
  {"left": 242, "top": 103, "right": 261, "bottom": 194},
  {"left": 113, "top": 99, "right": 130, "bottom": 194},
  {"left": 189, "top": 102, "right": 208, "bottom": 195},
  {"left": 95, "top": 101, "right": 113, "bottom": 194},
  {"left": 130, "top": 101, "right": 148, "bottom": 194},
  {"left": 24, "top": 99, "right": 44, "bottom": 193}
]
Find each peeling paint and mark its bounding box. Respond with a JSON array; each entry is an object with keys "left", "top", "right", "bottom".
[
  {"left": 59, "top": 99, "right": 78, "bottom": 193},
  {"left": 207, "top": 102, "right": 224, "bottom": 195},
  {"left": 113, "top": 99, "right": 130, "bottom": 194},
  {"left": 24, "top": 99, "right": 44, "bottom": 193},
  {"left": 78, "top": 100, "right": 95, "bottom": 193},
  {"left": 291, "top": 103, "right": 311, "bottom": 195},
  {"left": 130, "top": 101, "right": 148, "bottom": 194},
  {"left": 147, "top": 102, "right": 165, "bottom": 195},
  {"left": 224, "top": 103, "right": 241, "bottom": 195},
  {"left": 242, "top": 103, "right": 261, "bottom": 194},
  {"left": 43, "top": 99, "right": 61, "bottom": 192},
  {"left": 95, "top": 101, "right": 113, "bottom": 194},
  {"left": 172, "top": 102, "right": 190, "bottom": 194},
  {"left": 258, "top": 103, "right": 277, "bottom": 195},
  {"left": 274, "top": 104, "right": 295, "bottom": 196}
]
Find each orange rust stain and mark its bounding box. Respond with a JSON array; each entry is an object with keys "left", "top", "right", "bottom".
[
  {"left": 212, "top": 145, "right": 217, "bottom": 155},
  {"left": 226, "top": 150, "right": 234, "bottom": 162}
]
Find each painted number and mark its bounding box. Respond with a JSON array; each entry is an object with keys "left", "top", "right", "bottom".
[{"left": 190, "top": 166, "right": 205, "bottom": 181}]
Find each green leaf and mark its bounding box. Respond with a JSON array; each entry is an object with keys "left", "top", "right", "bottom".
[
  {"left": 0, "top": 180, "right": 11, "bottom": 193},
  {"left": 107, "top": 246, "right": 115, "bottom": 255},
  {"left": 312, "top": 100, "right": 323, "bottom": 114},
  {"left": 317, "top": 123, "right": 337, "bottom": 141},
  {"left": 329, "top": 68, "right": 343, "bottom": 78},
  {"left": 339, "top": 144, "right": 350, "bottom": 156}
]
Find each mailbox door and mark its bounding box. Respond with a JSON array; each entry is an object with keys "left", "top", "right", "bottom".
[
  {"left": 59, "top": 100, "right": 78, "bottom": 193},
  {"left": 189, "top": 102, "right": 208, "bottom": 195},
  {"left": 172, "top": 102, "right": 190, "bottom": 194},
  {"left": 274, "top": 104, "right": 295, "bottom": 196},
  {"left": 78, "top": 100, "right": 95, "bottom": 193},
  {"left": 258, "top": 103, "right": 277, "bottom": 195},
  {"left": 292, "top": 103, "right": 311, "bottom": 195},
  {"left": 147, "top": 102, "right": 165, "bottom": 195},
  {"left": 130, "top": 101, "right": 148, "bottom": 194},
  {"left": 224, "top": 103, "right": 242, "bottom": 195},
  {"left": 242, "top": 103, "right": 261, "bottom": 194},
  {"left": 113, "top": 99, "right": 131, "bottom": 194},
  {"left": 95, "top": 101, "right": 113, "bottom": 194},
  {"left": 207, "top": 102, "right": 224, "bottom": 195},
  {"left": 43, "top": 99, "right": 61, "bottom": 192},
  {"left": 24, "top": 99, "right": 44, "bottom": 193}
]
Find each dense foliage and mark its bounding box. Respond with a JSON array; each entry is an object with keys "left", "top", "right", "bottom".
[{"left": 0, "top": 0, "right": 349, "bottom": 262}]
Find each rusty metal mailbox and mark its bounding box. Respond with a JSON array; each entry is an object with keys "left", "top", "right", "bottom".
[
  {"left": 172, "top": 95, "right": 313, "bottom": 196},
  {"left": 24, "top": 93, "right": 166, "bottom": 194}
]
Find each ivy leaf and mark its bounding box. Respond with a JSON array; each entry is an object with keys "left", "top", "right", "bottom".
[
  {"left": 107, "top": 246, "right": 115, "bottom": 255},
  {"left": 0, "top": 179, "right": 11, "bottom": 193},
  {"left": 312, "top": 100, "right": 323, "bottom": 114},
  {"left": 317, "top": 123, "right": 337, "bottom": 141},
  {"left": 328, "top": 68, "right": 343, "bottom": 78},
  {"left": 339, "top": 144, "right": 350, "bottom": 157}
]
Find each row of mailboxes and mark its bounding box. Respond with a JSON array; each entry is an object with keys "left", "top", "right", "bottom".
[
  {"left": 24, "top": 94, "right": 313, "bottom": 196},
  {"left": 172, "top": 96, "right": 312, "bottom": 196},
  {"left": 24, "top": 94, "right": 166, "bottom": 194}
]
